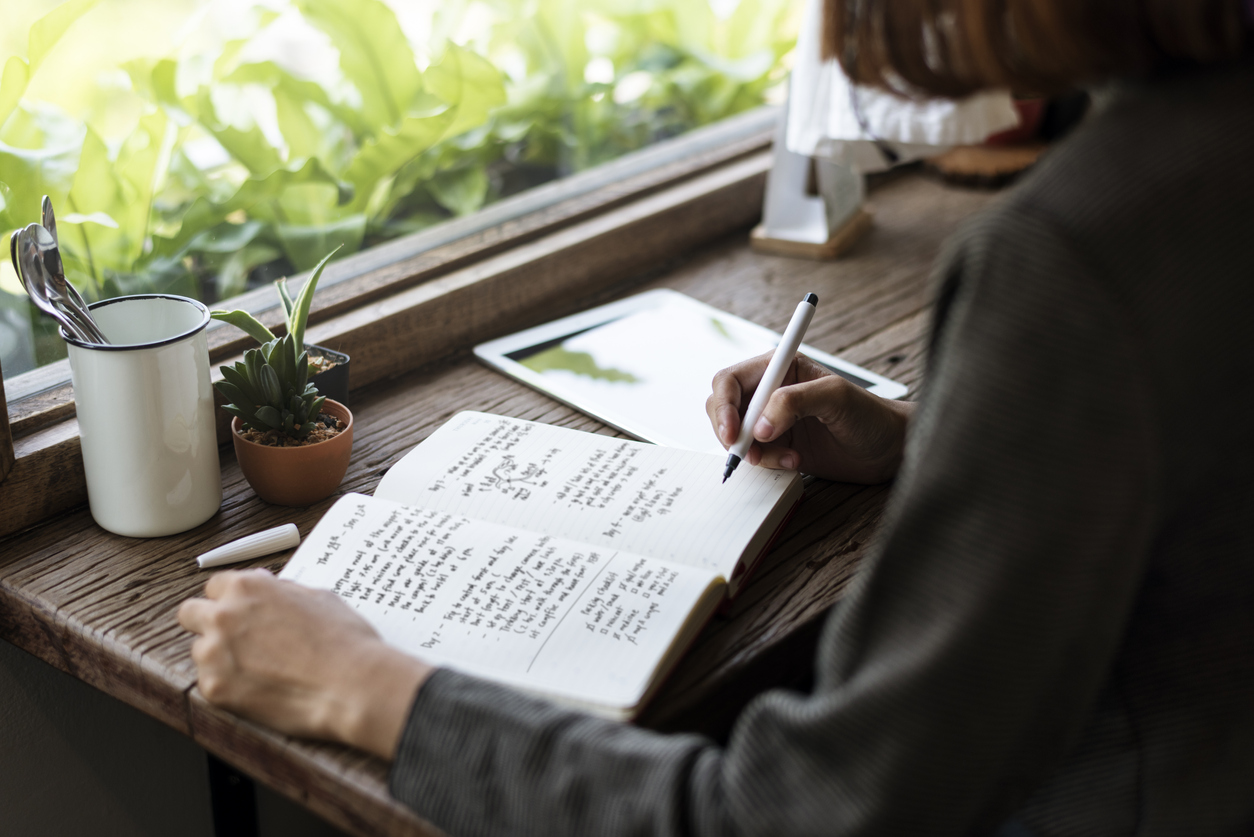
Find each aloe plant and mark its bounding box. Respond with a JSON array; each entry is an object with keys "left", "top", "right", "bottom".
[
  {"left": 210, "top": 245, "right": 340, "bottom": 357},
  {"left": 216, "top": 333, "right": 327, "bottom": 441}
]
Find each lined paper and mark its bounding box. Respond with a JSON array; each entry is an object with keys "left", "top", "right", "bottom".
[
  {"left": 281, "top": 494, "right": 716, "bottom": 708},
  {"left": 375, "top": 412, "right": 796, "bottom": 576}
]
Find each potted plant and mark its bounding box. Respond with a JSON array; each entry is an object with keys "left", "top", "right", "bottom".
[
  {"left": 212, "top": 249, "right": 353, "bottom": 506},
  {"left": 211, "top": 246, "right": 351, "bottom": 405}
]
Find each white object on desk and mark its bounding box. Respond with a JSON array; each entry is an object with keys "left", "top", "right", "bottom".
[
  {"left": 67, "top": 295, "right": 222, "bottom": 538},
  {"left": 723, "top": 294, "right": 817, "bottom": 482},
  {"left": 197, "top": 524, "right": 301, "bottom": 569},
  {"left": 754, "top": 95, "right": 868, "bottom": 255}
]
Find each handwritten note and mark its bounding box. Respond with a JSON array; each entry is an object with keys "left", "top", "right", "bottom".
[
  {"left": 281, "top": 494, "right": 718, "bottom": 708},
  {"left": 375, "top": 412, "right": 797, "bottom": 575}
]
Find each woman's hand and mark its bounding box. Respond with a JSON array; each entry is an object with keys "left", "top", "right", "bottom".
[
  {"left": 177, "top": 569, "right": 433, "bottom": 760},
  {"left": 706, "top": 352, "right": 914, "bottom": 484}
]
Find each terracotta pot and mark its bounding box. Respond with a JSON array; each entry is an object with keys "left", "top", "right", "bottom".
[{"left": 231, "top": 399, "right": 354, "bottom": 506}]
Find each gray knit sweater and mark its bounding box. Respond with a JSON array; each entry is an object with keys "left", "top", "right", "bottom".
[{"left": 390, "top": 60, "right": 1254, "bottom": 837}]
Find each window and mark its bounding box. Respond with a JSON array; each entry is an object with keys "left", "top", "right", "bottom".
[
  {"left": 0, "top": 0, "right": 791, "bottom": 537},
  {"left": 1, "top": 0, "right": 797, "bottom": 383}
]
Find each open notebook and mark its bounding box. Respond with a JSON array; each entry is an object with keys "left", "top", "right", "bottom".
[{"left": 280, "top": 412, "right": 803, "bottom": 719}]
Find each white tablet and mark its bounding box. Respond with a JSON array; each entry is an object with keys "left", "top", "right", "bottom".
[{"left": 474, "top": 289, "right": 909, "bottom": 455}]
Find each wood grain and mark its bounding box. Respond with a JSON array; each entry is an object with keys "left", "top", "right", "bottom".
[
  {"left": 0, "top": 417, "right": 86, "bottom": 540},
  {"left": 0, "top": 172, "right": 994, "bottom": 836}
]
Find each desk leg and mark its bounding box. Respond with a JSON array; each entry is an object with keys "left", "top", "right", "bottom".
[{"left": 208, "top": 753, "right": 259, "bottom": 837}]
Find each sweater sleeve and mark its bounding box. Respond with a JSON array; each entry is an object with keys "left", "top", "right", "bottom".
[{"left": 389, "top": 204, "right": 1163, "bottom": 837}]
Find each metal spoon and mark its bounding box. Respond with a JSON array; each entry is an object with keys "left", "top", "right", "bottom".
[
  {"left": 30, "top": 216, "right": 107, "bottom": 341},
  {"left": 41, "top": 195, "right": 57, "bottom": 246},
  {"left": 37, "top": 198, "right": 85, "bottom": 311},
  {"left": 40, "top": 197, "right": 103, "bottom": 330},
  {"left": 17, "top": 228, "right": 92, "bottom": 343},
  {"left": 27, "top": 223, "right": 109, "bottom": 344},
  {"left": 20, "top": 229, "right": 105, "bottom": 345},
  {"left": 24, "top": 224, "right": 90, "bottom": 339}
]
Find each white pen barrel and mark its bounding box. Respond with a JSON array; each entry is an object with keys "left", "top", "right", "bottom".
[
  {"left": 197, "top": 523, "right": 301, "bottom": 569},
  {"left": 730, "top": 299, "right": 817, "bottom": 459}
]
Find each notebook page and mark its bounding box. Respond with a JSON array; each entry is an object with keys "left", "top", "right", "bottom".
[
  {"left": 280, "top": 494, "right": 720, "bottom": 710},
  {"left": 375, "top": 412, "right": 797, "bottom": 576}
]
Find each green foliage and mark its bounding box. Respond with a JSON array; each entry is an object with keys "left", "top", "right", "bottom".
[
  {"left": 215, "top": 334, "right": 328, "bottom": 440},
  {"left": 1, "top": 0, "right": 795, "bottom": 378},
  {"left": 0, "top": 0, "right": 96, "bottom": 237},
  {"left": 0, "top": 0, "right": 97, "bottom": 129},
  {"left": 293, "top": 0, "right": 423, "bottom": 130}
]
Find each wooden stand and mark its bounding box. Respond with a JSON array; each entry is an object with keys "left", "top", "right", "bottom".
[
  {"left": 924, "top": 143, "right": 1047, "bottom": 189},
  {"left": 751, "top": 207, "right": 872, "bottom": 260}
]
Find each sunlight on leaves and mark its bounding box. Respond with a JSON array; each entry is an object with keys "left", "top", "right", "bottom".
[
  {"left": 0, "top": 58, "right": 30, "bottom": 130},
  {"left": 28, "top": 0, "right": 98, "bottom": 75},
  {"left": 1, "top": 0, "right": 797, "bottom": 380}
]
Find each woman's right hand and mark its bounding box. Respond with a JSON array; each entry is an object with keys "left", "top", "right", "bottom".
[{"left": 706, "top": 352, "right": 914, "bottom": 484}]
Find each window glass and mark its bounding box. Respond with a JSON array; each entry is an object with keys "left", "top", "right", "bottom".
[{"left": 0, "top": 0, "right": 796, "bottom": 381}]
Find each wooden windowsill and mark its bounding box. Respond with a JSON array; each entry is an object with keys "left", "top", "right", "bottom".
[{"left": 4, "top": 109, "right": 778, "bottom": 440}]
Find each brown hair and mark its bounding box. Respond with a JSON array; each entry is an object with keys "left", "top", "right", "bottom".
[{"left": 822, "top": 0, "right": 1251, "bottom": 97}]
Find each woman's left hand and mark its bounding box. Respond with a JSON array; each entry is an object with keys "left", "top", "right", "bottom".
[{"left": 178, "top": 568, "right": 433, "bottom": 760}]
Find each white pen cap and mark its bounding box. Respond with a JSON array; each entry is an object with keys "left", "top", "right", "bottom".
[{"left": 196, "top": 524, "right": 301, "bottom": 569}]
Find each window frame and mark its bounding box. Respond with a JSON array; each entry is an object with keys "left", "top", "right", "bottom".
[{"left": 0, "top": 107, "right": 777, "bottom": 538}]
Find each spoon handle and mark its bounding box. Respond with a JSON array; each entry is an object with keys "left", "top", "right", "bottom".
[
  {"left": 58, "top": 299, "right": 109, "bottom": 344},
  {"left": 56, "top": 281, "right": 109, "bottom": 344},
  {"left": 55, "top": 308, "right": 95, "bottom": 344},
  {"left": 63, "top": 279, "right": 95, "bottom": 319}
]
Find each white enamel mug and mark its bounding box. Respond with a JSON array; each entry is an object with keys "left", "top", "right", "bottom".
[{"left": 65, "top": 295, "right": 222, "bottom": 537}]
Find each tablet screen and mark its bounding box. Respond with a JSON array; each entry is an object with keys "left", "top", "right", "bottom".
[{"left": 499, "top": 294, "right": 878, "bottom": 454}]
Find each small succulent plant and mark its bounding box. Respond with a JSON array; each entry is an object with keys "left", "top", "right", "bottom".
[
  {"left": 210, "top": 246, "right": 341, "bottom": 441},
  {"left": 215, "top": 334, "right": 327, "bottom": 440}
]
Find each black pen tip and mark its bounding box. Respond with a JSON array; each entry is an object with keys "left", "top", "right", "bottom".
[{"left": 722, "top": 454, "right": 740, "bottom": 483}]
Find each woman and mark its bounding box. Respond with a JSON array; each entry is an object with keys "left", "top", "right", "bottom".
[{"left": 179, "top": 2, "right": 1254, "bottom": 834}]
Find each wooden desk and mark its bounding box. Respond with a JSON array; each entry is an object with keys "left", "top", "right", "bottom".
[{"left": 0, "top": 173, "right": 993, "bottom": 836}]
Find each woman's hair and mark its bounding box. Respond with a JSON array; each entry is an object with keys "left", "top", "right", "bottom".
[{"left": 822, "top": 0, "right": 1251, "bottom": 97}]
